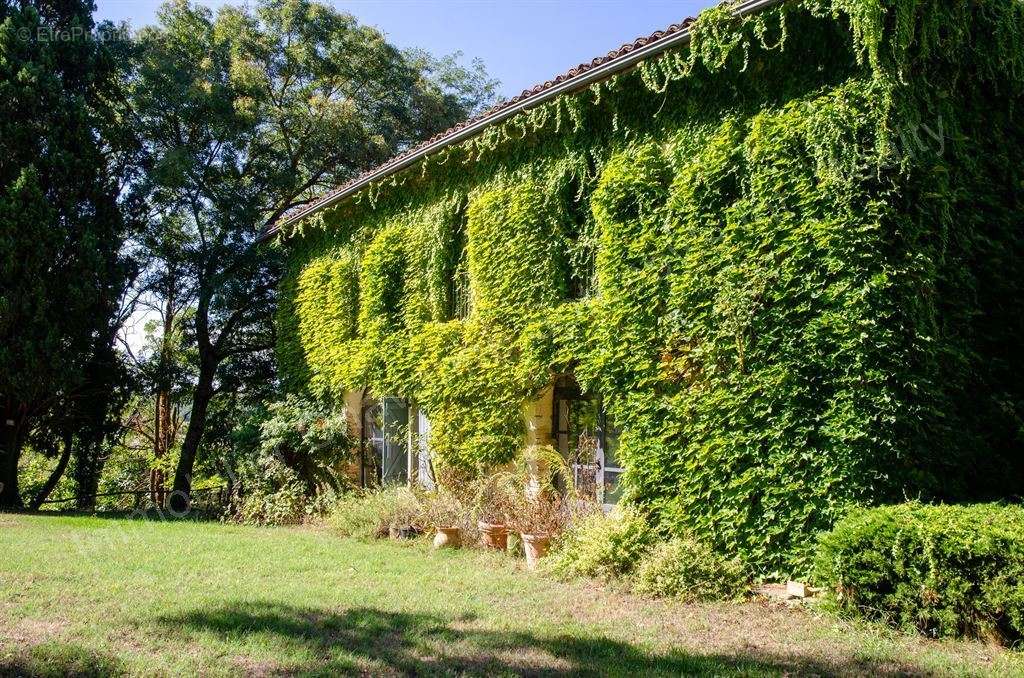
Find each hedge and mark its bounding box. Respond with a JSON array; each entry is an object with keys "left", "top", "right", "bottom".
[{"left": 814, "top": 503, "right": 1024, "bottom": 643}]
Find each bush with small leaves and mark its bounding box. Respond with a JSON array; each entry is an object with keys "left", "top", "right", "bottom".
[
  {"left": 814, "top": 502, "right": 1024, "bottom": 644},
  {"left": 632, "top": 536, "right": 748, "bottom": 601},
  {"left": 421, "top": 489, "right": 470, "bottom": 530},
  {"left": 549, "top": 507, "right": 655, "bottom": 580}
]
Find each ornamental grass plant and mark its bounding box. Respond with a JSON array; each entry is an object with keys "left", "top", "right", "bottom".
[
  {"left": 421, "top": 488, "right": 470, "bottom": 530},
  {"left": 470, "top": 472, "right": 515, "bottom": 526},
  {"left": 328, "top": 485, "right": 425, "bottom": 539}
]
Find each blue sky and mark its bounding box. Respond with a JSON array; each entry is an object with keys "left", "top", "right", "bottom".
[
  {"left": 95, "top": 0, "right": 716, "bottom": 98},
  {"left": 102, "top": 0, "right": 717, "bottom": 351}
]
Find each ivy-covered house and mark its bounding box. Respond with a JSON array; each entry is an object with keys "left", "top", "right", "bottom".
[{"left": 269, "top": 0, "right": 1024, "bottom": 572}]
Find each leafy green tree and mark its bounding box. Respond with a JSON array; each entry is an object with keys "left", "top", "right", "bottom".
[
  {"left": 0, "top": 0, "right": 133, "bottom": 508},
  {"left": 129, "top": 0, "right": 497, "bottom": 510}
]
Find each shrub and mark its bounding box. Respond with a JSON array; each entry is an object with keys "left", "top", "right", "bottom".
[
  {"left": 328, "top": 486, "right": 425, "bottom": 539},
  {"left": 235, "top": 481, "right": 338, "bottom": 527},
  {"left": 421, "top": 489, "right": 469, "bottom": 530},
  {"left": 549, "top": 507, "right": 655, "bottom": 580},
  {"left": 814, "top": 502, "right": 1024, "bottom": 643},
  {"left": 231, "top": 395, "right": 352, "bottom": 525},
  {"left": 632, "top": 536, "right": 747, "bottom": 601},
  {"left": 257, "top": 395, "right": 352, "bottom": 493}
]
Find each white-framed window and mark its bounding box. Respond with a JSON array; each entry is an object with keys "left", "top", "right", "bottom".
[
  {"left": 552, "top": 376, "right": 623, "bottom": 509},
  {"left": 361, "top": 396, "right": 409, "bottom": 486}
]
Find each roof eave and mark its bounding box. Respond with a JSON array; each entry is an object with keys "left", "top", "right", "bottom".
[{"left": 261, "top": 0, "right": 785, "bottom": 243}]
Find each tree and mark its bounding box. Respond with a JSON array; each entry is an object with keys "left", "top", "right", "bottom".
[
  {"left": 129, "top": 0, "right": 497, "bottom": 510},
  {"left": 21, "top": 319, "right": 136, "bottom": 510},
  {"left": 69, "top": 334, "right": 137, "bottom": 509},
  {"left": 0, "top": 0, "right": 133, "bottom": 508},
  {"left": 119, "top": 219, "right": 197, "bottom": 506}
]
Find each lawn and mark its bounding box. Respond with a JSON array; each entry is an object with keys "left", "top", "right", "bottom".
[{"left": 1, "top": 513, "right": 1020, "bottom": 677}]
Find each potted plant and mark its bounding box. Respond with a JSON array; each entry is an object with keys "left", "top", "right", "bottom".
[
  {"left": 486, "top": 445, "right": 575, "bottom": 568},
  {"left": 510, "top": 493, "right": 566, "bottom": 569},
  {"left": 473, "top": 474, "right": 513, "bottom": 550},
  {"left": 422, "top": 489, "right": 466, "bottom": 549}
]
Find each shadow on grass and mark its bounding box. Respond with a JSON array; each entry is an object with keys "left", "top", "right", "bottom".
[
  {"left": 0, "top": 640, "right": 126, "bottom": 678},
  {"left": 154, "top": 600, "right": 919, "bottom": 676}
]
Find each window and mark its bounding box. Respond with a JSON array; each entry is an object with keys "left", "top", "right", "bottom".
[
  {"left": 600, "top": 413, "right": 624, "bottom": 506},
  {"left": 449, "top": 251, "right": 471, "bottom": 319},
  {"left": 361, "top": 396, "right": 409, "bottom": 486},
  {"left": 563, "top": 172, "right": 598, "bottom": 301},
  {"left": 551, "top": 375, "right": 622, "bottom": 508},
  {"left": 445, "top": 208, "right": 472, "bottom": 320}
]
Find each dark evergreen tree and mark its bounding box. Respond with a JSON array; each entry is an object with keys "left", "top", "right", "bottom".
[{"left": 0, "top": 0, "right": 133, "bottom": 508}]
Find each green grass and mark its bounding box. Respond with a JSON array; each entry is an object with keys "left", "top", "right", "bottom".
[{"left": 1, "top": 513, "right": 1021, "bottom": 676}]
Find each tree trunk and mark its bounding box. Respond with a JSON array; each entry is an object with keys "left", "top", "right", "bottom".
[
  {"left": 0, "top": 404, "right": 26, "bottom": 510},
  {"left": 74, "top": 438, "right": 104, "bottom": 511},
  {"left": 0, "top": 435, "right": 23, "bottom": 510},
  {"left": 28, "top": 432, "right": 72, "bottom": 510},
  {"left": 170, "top": 363, "right": 215, "bottom": 512},
  {"left": 152, "top": 390, "right": 171, "bottom": 506},
  {"left": 152, "top": 287, "right": 175, "bottom": 506}
]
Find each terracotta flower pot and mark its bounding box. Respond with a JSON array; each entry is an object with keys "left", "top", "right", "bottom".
[
  {"left": 521, "top": 533, "right": 550, "bottom": 569},
  {"left": 432, "top": 526, "right": 461, "bottom": 549},
  {"left": 477, "top": 521, "right": 508, "bottom": 550}
]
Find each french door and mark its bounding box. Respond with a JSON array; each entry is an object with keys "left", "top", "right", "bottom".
[
  {"left": 416, "top": 408, "right": 435, "bottom": 490},
  {"left": 361, "top": 396, "right": 409, "bottom": 486},
  {"left": 552, "top": 380, "right": 622, "bottom": 509}
]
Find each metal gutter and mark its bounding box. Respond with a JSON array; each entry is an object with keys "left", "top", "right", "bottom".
[{"left": 265, "top": 0, "right": 786, "bottom": 241}]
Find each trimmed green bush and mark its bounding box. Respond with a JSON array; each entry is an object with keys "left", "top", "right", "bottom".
[
  {"left": 814, "top": 503, "right": 1024, "bottom": 643},
  {"left": 549, "top": 507, "right": 655, "bottom": 580},
  {"left": 632, "top": 537, "right": 747, "bottom": 602}
]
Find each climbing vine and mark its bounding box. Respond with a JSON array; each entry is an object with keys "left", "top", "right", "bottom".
[
  {"left": 274, "top": 0, "right": 1024, "bottom": 574},
  {"left": 466, "top": 179, "right": 568, "bottom": 317}
]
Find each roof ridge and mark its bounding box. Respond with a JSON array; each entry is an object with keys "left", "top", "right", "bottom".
[{"left": 267, "top": 0, "right": 781, "bottom": 238}]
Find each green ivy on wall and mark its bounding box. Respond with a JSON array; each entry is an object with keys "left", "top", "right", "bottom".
[
  {"left": 274, "top": 0, "right": 1024, "bottom": 574},
  {"left": 466, "top": 180, "right": 568, "bottom": 317},
  {"left": 403, "top": 194, "right": 466, "bottom": 327}
]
